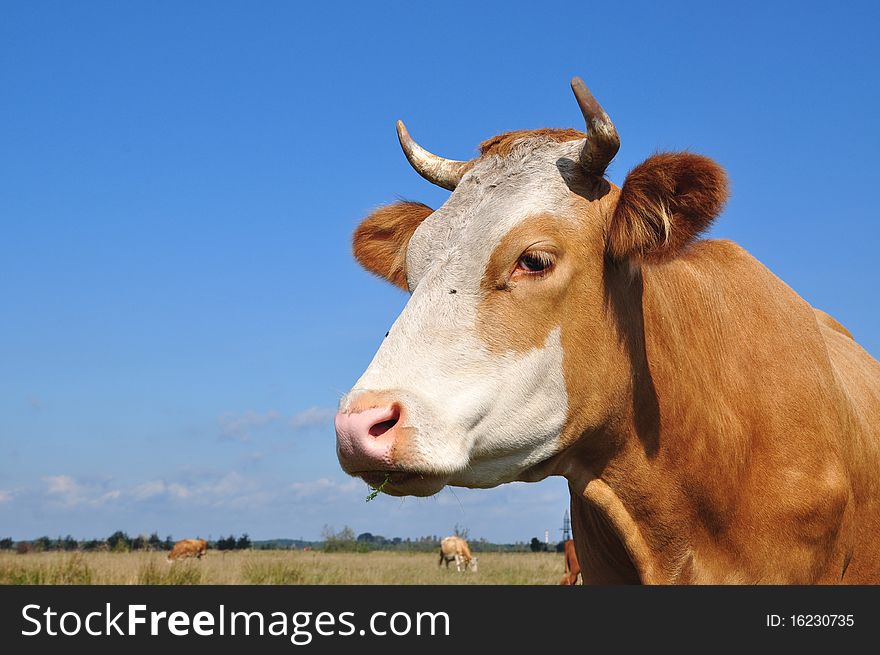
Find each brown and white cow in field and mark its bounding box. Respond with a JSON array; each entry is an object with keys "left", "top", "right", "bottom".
[
  {"left": 167, "top": 538, "right": 207, "bottom": 562},
  {"left": 439, "top": 536, "right": 478, "bottom": 572},
  {"left": 559, "top": 539, "right": 581, "bottom": 585},
  {"left": 335, "top": 77, "right": 880, "bottom": 584}
]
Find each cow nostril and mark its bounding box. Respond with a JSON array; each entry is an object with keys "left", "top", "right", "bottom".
[
  {"left": 369, "top": 419, "right": 397, "bottom": 436},
  {"left": 369, "top": 405, "right": 400, "bottom": 437}
]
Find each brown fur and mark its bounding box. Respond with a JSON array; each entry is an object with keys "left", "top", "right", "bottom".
[
  {"left": 167, "top": 538, "right": 207, "bottom": 562},
  {"left": 608, "top": 153, "right": 729, "bottom": 262},
  {"left": 559, "top": 538, "right": 582, "bottom": 585},
  {"left": 353, "top": 202, "right": 434, "bottom": 290},
  {"left": 559, "top": 236, "right": 880, "bottom": 583},
  {"left": 478, "top": 128, "right": 585, "bottom": 158},
  {"left": 467, "top": 152, "right": 879, "bottom": 583}
]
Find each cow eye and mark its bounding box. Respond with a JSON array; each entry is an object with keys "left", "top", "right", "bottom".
[{"left": 515, "top": 251, "right": 554, "bottom": 275}]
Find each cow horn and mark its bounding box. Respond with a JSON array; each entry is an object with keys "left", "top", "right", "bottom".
[
  {"left": 396, "top": 120, "right": 470, "bottom": 191},
  {"left": 571, "top": 76, "right": 620, "bottom": 177}
]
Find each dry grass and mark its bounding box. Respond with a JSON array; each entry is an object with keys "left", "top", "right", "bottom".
[
  {"left": 0, "top": 553, "right": 95, "bottom": 584},
  {"left": 0, "top": 550, "right": 566, "bottom": 585}
]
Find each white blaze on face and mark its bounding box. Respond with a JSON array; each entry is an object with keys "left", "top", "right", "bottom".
[{"left": 342, "top": 137, "right": 585, "bottom": 488}]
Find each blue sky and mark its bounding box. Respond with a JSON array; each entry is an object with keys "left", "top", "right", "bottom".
[{"left": 1, "top": 1, "right": 878, "bottom": 542}]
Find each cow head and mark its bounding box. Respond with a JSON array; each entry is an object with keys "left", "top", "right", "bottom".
[{"left": 336, "top": 77, "right": 728, "bottom": 497}]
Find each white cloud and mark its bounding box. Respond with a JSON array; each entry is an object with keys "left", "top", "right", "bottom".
[
  {"left": 37, "top": 471, "right": 253, "bottom": 510},
  {"left": 96, "top": 490, "right": 122, "bottom": 503},
  {"left": 216, "top": 407, "right": 335, "bottom": 444},
  {"left": 202, "top": 471, "right": 247, "bottom": 497},
  {"left": 289, "top": 477, "right": 360, "bottom": 499},
  {"left": 44, "top": 475, "right": 116, "bottom": 508},
  {"left": 289, "top": 406, "right": 336, "bottom": 430},
  {"left": 130, "top": 480, "right": 169, "bottom": 501},
  {"left": 43, "top": 475, "right": 90, "bottom": 507},
  {"left": 168, "top": 483, "right": 190, "bottom": 499},
  {"left": 135, "top": 480, "right": 189, "bottom": 501},
  {"left": 7, "top": 469, "right": 571, "bottom": 543},
  {"left": 218, "top": 410, "right": 281, "bottom": 442},
  {"left": 119, "top": 473, "right": 250, "bottom": 506},
  {"left": 45, "top": 475, "right": 79, "bottom": 495}
]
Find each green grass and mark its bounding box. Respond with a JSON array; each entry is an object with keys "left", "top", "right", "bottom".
[{"left": 365, "top": 473, "right": 391, "bottom": 502}]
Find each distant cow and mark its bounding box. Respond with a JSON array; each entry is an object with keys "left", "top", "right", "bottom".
[
  {"left": 439, "top": 536, "right": 478, "bottom": 572},
  {"left": 559, "top": 539, "right": 581, "bottom": 585},
  {"left": 167, "top": 538, "right": 207, "bottom": 562}
]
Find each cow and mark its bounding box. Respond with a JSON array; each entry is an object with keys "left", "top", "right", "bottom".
[
  {"left": 439, "top": 536, "right": 478, "bottom": 572},
  {"left": 334, "top": 76, "right": 880, "bottom": 584},
  {"left": 559, "top": 539, "right": 581, "bottom": 585},
  {"left": 167, "top": 538, "right": 207, "bottom": 562}
]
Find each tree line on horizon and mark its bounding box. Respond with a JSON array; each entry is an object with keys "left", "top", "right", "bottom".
[
  {"left": 0, "top": 531, "right": 251, "bottom": 554},
  {"left": 317, "top": 526, "right": 563, "bottom": 553},
  {"left": 0, "top": 527, "right": 564, "bottom": 554}
]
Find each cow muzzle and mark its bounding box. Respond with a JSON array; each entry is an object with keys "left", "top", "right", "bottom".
[{"left": 334, "top": 391, "right": 448, "bottom": 496}]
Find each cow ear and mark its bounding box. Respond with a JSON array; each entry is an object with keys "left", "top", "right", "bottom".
[
  {"left": 353, "top": 201, "right": 434, "bottom": 290},
  {"left": 607, "top": 152, "right": 729, "bottom": 263}
]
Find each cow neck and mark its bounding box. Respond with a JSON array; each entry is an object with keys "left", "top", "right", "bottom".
[{"left": 562, "top": 251, "right": 746, "bottom": 584}]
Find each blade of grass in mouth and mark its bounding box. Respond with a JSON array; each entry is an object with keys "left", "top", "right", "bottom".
[{"left": 365, "top": 473, "right": 392, "bottom": 502}]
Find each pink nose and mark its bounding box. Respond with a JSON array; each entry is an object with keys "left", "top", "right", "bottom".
[{"left": 335, "top": 403, "right": 402, "bottom": 472}]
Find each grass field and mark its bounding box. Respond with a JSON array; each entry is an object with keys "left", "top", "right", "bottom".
[{"left": 0, "top": 550, "right": 568, "bottom": 585}]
